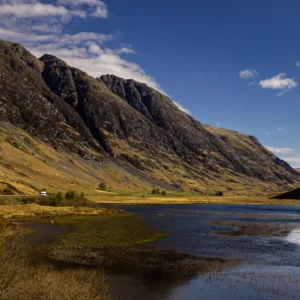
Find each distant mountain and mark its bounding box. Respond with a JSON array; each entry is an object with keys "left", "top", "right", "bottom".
[
  {"left": 295, "top": 168, "right": 300, "bottom": 172},
  {"left": 274, "top": 188, "right": 300, "bottom": 200},
  {"left": 0, "top": 40, "right": 299, "bottom": 194}
]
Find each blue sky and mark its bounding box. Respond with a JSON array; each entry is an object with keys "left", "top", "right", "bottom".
[{"left": 0, "top": 0, "right": 299, "bottom": 167}]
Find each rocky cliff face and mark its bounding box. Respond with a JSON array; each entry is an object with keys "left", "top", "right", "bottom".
[{"left": 0, "top": 40, "right": 299, "bottom": 193}]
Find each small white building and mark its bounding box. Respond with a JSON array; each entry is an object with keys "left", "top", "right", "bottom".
[{"left": 40, "top": 191, "right": 47, "bottom": 197}]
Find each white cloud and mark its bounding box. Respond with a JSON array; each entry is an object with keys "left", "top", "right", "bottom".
[
  {"left": 277, "top": 127, "right": 286, "bottom": 132},
  {"left": 0, "top": 28, "right": 112, "bottom": 45},
  {"left": 264, "top": 132, "right": 271, "bottom": 135},
  {"left": 0, "top": 0, "right": 108, "bottom": 19},
  {"left": 239, "top": 69, "right": 258, "bottom": 79},
  {"left": 216, "top": 122, "right": 220, "bottom": 127},
  {"left": 57, "top": 0, "right": 108, "bottom": 18},
  {"left": 0, "top": 3, "right": 76, "bottom": 18},
  {"left": 0, "top": 28, "right": 56, "bottom": 42},
  {"left": 280, "top": 155, "right": 300, "bottom": 167},
  {"left": 247, "top": 81, "right": 257, "bottom": 86},
  {"left": 259, "top": 73, "right": 297, "bottom": 96},
  {"left": 91, "top": 6, "right": 108, "bottom": 18},
  {"left": 265, "top": 146, "right": 295, "bottom": 154},
  {"left": 296, "top": 61, "right": 300, "bottom": 67},
  {"left": 172, "top": 101, "right": 191, "bottom": 115},
  {"left": 58, "top": 0, "right": 104, "bottom": 5}
]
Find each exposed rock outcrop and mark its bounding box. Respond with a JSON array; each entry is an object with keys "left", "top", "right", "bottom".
[{"left": 0, "top": 40, "right": 299, "bottom": 192}]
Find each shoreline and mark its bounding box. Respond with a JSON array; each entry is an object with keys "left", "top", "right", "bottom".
[{"left": 87, "top": 195, "right": 300, "bottom": 206}]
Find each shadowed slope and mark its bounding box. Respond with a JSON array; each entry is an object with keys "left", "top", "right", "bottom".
[
  {"left": 0, "top": 40, "right": 299, "bottom": 193},
  {"left": 274, "top": 188, "right": 300, "bottom": 200}
]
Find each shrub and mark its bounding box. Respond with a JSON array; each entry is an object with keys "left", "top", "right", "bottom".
[
  {"left": 161, "top": 190, "right": 167, "bottom": 197},
  {"left": 80, "top": 192, "right": 85, "bottom": 200},
  {"left": 215, "top": 191, "right": 223, "bottom": 196},
  {"left": 65, "top": 191, "right": 77, "bottom": 200},
  {"left": 99, "top": 182, "right": 107, "bottom": 191},
  {"left": 54, "top": 192, "right": 63, "bottom": 206},
  {"left": 151, "top": 188, "right": 160, "bottom": 195},
  {"left": 2, "top": 188, "right": 14, "bottom": 195}
]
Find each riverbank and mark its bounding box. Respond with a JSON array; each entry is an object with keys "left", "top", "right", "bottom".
[
  {"left": 87, "top": 194, "right": 300, "bottom": 205},
  {"left": 0, "top": 203, "right": 118, "bottom": 220}
]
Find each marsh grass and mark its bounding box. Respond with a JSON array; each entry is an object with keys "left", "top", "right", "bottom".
[
  {"left": 0, "top": 203, "right": 118, "bottom": 220},
  {"left": 210, "top": 220, "right": 297, "bottom": 237},
  {"left": 0, "top": 240, "right": 110, "bottom": 300},
  {"left": 45, "top": 214, "right": 237, "bottom": 277},
  {"left": 51, "top": 213, "right": 169, "bottom": 248}
]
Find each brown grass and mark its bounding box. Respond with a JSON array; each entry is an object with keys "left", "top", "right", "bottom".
[
  {"left": 87, "top": 194, "right": 300, "bottom": 205},
  {"left": 0, "top": 204, "right": 118, "bottom": 220},
  {"left": 0, "top": 241, "right": 110, "bottom": 300}
]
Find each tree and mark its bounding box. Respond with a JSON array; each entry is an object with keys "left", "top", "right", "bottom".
[
  {"left": 80, "top": 192, "right": 85, "bottom": 199},
  {"left": 54, "top": 192, "right": 63, "bottom": 206},
  {"left": 65, "top": 190, "right": 77, "bottom": 200},
  {"left": 99, "top": 182, "right": 107, "bottom": 191},
  {"left": 151, "top": 188, "right": 160, "bottom": 195},
  {"left": 215, "top": 191, "right": 223, "bottom": 196},
  {"left": 161, "top": 190, "right": 167, "bottom": 197}
]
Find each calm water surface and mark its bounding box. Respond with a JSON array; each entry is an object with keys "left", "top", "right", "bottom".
[{"left": 107, "top": 204, "right": 300, "bottom": 300}]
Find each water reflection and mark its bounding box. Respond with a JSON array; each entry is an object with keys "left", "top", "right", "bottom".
[
  {"left": 285, "top": 227, "right": 300, "bottom": 246},
  {"left": 110, "top": 204, "right": 300, "bottom": 299}
]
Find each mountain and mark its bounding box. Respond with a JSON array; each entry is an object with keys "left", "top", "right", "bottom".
[
  {"left": 0, "top": 40, "right": 299, "bottom": 194},
  {"left": 274, "top": 188, "right": 300, "bottom": 200}
]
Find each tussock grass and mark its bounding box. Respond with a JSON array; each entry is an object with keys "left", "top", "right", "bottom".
[
  {"left": 47, "top": 214, "right": 236, "bottom": 276},
  {"left": 0, "top": 204, "right": 118, "bottom": 220},
  {"left": 0, "top": 240, "right": 110, "bottom": 300},
  {"left": 52, "top": 213, "right": 169, "bottom": 248}
]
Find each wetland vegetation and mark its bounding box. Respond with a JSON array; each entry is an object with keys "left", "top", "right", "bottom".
[
  {"left": 210, "top": 220, "right": 298, "bottom": 237},
  {"left": 0, "top": 203, "right": 239, "bottom": 300}
]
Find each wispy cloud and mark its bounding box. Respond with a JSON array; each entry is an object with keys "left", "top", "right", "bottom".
[
  {"left": 280, "top": 155, "right": 300, "bottom": 167},
  {"left": 259, "top": 73, "right": 297, "bottom": 96},
  {"left": 239, "top": 69, "right": 259, "bottom": 79},
  {"left": 264, "top": 132, "right": 271, "bottom": 135},
  {"left": 0, "top": 0, "right": 108, "bottom": 19},
  {"left": 277, "top": 127, "right": 286, "bottom": 132},
  {"left": 265, "top": 146, "right": 295, "bottom": 154},
  {"left": 57, "top": 0, "right": 108, "bottom": 18},
  {"left": 247, "top": 81, "right": 257, "bottom": 86},
  {"left": 172, "top": 101, "right": 190, "bottom": 114}
]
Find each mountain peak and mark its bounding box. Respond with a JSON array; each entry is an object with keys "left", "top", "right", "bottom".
[{"left": 40, "top": 54, "right": 68, "bottom": 67}]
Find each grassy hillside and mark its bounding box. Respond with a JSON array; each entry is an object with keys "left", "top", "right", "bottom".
[
  {"left": 0, "top": 121, "right": 298, "bottom": 196},
  {"left": 0, "top": 122, "right": 158, "bottom": 195}
]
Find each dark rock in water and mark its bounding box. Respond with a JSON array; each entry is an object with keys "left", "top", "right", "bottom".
[
  {"left": 274, "top": 188, "right": 300, "bottom": 199},
  {"left": 0, "top": 39, "right": 299, "bottom": 192}
]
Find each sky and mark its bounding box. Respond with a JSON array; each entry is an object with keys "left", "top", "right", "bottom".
[{"left": 0, "top": 0, "right": 299, "bottom": 167}]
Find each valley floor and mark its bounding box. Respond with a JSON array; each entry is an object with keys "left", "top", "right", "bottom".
[{"left": 87, "top": 194, "right": 300, "bottom": 206}]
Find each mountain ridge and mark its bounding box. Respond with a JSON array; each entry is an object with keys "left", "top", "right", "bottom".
[{"left": 0, "top": 40, "right": 299, "bottom": 194}]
